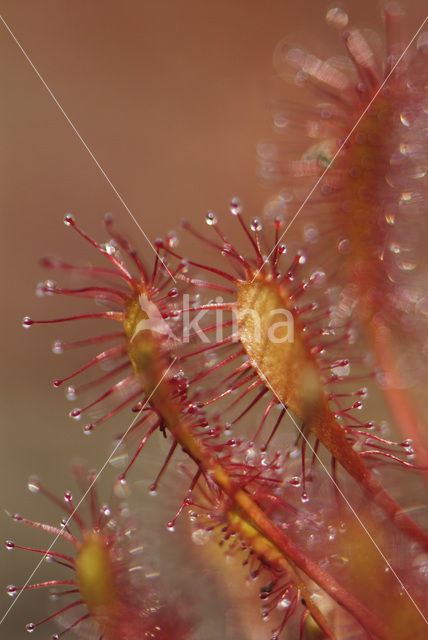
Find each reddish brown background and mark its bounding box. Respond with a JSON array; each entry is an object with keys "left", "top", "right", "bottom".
[{"left": 1, "top": 1, "right": 426, "bottom": 638}]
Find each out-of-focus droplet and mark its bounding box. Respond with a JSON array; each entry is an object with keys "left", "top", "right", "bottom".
[
  {"left": 27, "top": 477, "right": 40, "bottom": 493},
  {"left": 52, "top": 341, "right": 63, "bottom": 355},
  {"left": 167, "top": 231, "right": 179, "bottom": 248},
  {"left": 66, "top": 386, "right": 76, "bottom": 401},
  {"left": 326, "top": 7, "right": 349, "bottom": 28},
  {"left": 191, "top": 528, "right": 210, "bottom": 546},
  {"left": 416, "top": 32, "right": 428, "bottom": 53}
]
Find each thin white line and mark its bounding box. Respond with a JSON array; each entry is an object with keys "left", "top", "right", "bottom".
[
  {"left": 276, "top": 398, "right": 428, "bottom": 625},
  {"left": 0, "top": 13, "right": 176, "bottom": 283},
  {"left": 251, "top": 14, "right": 428, "bottom": 283},
  {"left": 0, "top": 358, "right": 177, "bottom": 626}
]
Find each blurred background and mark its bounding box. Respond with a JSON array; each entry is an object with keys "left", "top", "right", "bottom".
[{"left": 1, "top": 1, "right": 426, "bottom": 638}]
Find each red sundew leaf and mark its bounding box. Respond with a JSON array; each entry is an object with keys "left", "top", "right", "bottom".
[
  {"left": 5, "top": 464, "right": 192, "bottom": 640},
  {"left": 262, "top": 6, "right": 428, "bottom": 468}
]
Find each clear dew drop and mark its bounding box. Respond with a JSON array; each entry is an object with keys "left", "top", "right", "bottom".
[
  {"left": 251, "top": 218, "right": 262, "bottom": 232},
  {"left": 245, "top": 445, "right": 257, "bottom": 462},
  {"left": 66, "top": 386, "right": 76, "bottom": 401},
  {"left": 35, "top": 282, "right": 45, "bottom": 298},
  {"left": 52, "top": 341, "right": 63, "bottom": 355},
  {"left": 166, "top": 231, "right": 179, "bottom": 248},
  {"left": 309, "top": 270, "right": 326, "bottom": 285},
  {"left": 303, "top": 224, "right": 319, "bottom": 243},
  {"left": 278, "top": 595, "right": 291, "bottom": 610},
  {"left": 114, "top": 476, "right": 130, "bottom": 498},
  {"left": 337, "top": 238, "right": 350, "bottom": 254},
  {"left": 7, "top": 585, "right": 17, "bottom": 597},
  {"left": 5, "top": 540, "right": 15, "bottom": 550},
  {"left": 328, "top": 525, "right": 336, "bottom": 541},
  {"left": 396, "top": 256, "right": 417, "bottom": 272},
  {"left": 278, "top": 243, "right": 287, "bottom": 255},
  {"left": 42, "top": 280, "right": 56, "bottom": 295},
  {"left": 205, "top": 211, "right": 217, "bottom": 226},
  {"left": 273, "top": 112, "right": 289, "bottom": 130},
  {"left": 399, "top": 143, "right": 414, "bottom": 157},
  {"left": 26, "top": 622, "right": 36, "bottom": 633},
  {"left": 63, "top": 213, "right": 75, "bottom": 227},
  {"left": 69, "top": 408, "right": 82, "bottom": 421},
  {"left": 301, "top": 492, "right": 309, "bottom": 503},
  {"left": 101, "top": 505, "right": 111, "bottom": 518},
  {"left": 83, "top": 424, "right": 94, "bottom": 435},
  {"left": 191, "top": 528, "right": 210, "bottom": 546},
  {"left": 400, "top": 112, "right": 411, "bottom": 128},
  {"left": 339, "top": 521, "right": 347, "bottom": 534},
  {"left": 64, "top": 491, "right": 72, "bottom": 503},
  {"left": 230, "top": 197, "right": 242, "bottom": 216},
  {"left": 412, "top": 553, "right": 428, "bottom": 576},
  {"left": 22, "top": 316, "right": 33, "bottom": 329},
  {"left": 166, "top": 521, "right": 175, "bottom": 532},
  {"left": 274, "top": 214, "right": 284, "bottom": 229},
  {"left": 52, "top": 634, "right": 60, "bottom": 640},
  {"left": 346, "top": 327, "right": 357, "bottom": 344},
  {"left": 405, "top": 445, "right": 415, "bottom": 458},
  {"left": 400, "top": 191, "right": 413, "bottom": 204},
  {"left": 168, "top": 288, "right": 178, "bottom": 298},
  {"left": 109, "top": 448, "right": 128, "bottom": 468},
  {"left": 331, "top": 360, "right": 350, "bottom": 378},
  {"left": 27, "top": 477, "right": 40, "bottom": 493},
  {"left": 325, "top": 7, "right": 349, "bottom": 28},
  {"left": 330, "top": 554, "right": 349, "bottom": 567},
  {"left": 103, "top": 240, "right": 117, "bottom": 256}
]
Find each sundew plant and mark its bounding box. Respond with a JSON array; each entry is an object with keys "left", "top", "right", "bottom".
[{"left": 2, "top": 2, "right": 428, "bottom": 639}]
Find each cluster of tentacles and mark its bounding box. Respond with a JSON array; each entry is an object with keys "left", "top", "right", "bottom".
[
  {"left": 18, "top": 203, "right": 428, "bottom": 639},
  {"left": 8, "top": 4, "right": 428, "bottom": 640}
]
